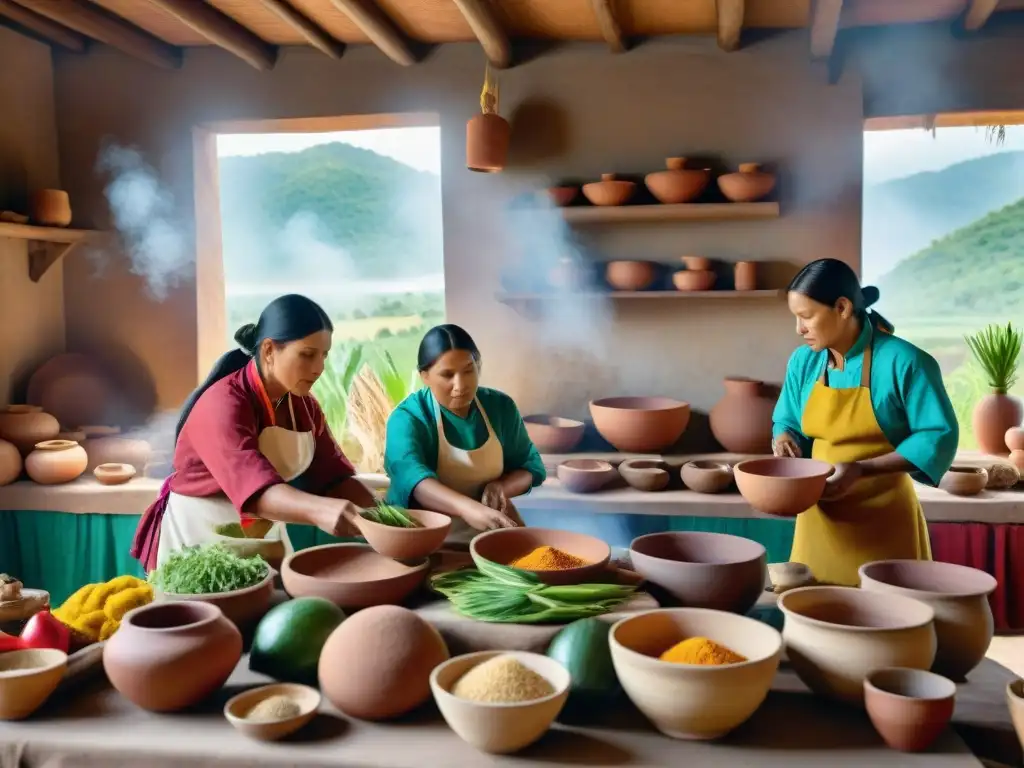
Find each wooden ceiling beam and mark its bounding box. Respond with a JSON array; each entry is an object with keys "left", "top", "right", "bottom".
[
  {"left": 960, "top": 0, "right": 1000, "bottom": 31},
  {"left": 810, "top": 0, "right": 843, "bottom": 59},
  {"left": 253, "top": 0, "right": 345, "bottom": 59},
  {"left": 326, "top": 0, "right": 416, "bottom": 66},
  {"left": 0, "top": 0, "right": 88, "bottom": 51},
  {"left": 11, "top": 0, "right": 181, "bottom": 68},
  {"left": 145, "top": 0, "right": 277, "bottom": 71},
  {"left": 590, "top": 0, "right": 627, "bottom": 53},
  {"left": 714, "top": 0, "right": 745, "bottom": 51},
  {"left": 450, "top": 0, "right": 511, "bottom": 68}
]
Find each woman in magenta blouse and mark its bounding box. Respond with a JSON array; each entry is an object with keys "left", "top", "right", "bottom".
[{"left": 131, "top": 294, "right": 375, "bottom": 571}]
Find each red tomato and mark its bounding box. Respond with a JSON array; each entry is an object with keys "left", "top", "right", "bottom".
[{"left": 19, "top": 610, "right": 70, "bottom": 653}]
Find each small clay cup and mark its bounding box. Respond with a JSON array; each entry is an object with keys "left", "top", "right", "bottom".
[
  {"left": 30, "top": 189, "right": 72, "bottom": 227},
  {"left": 582, "top": 173, "right": 635, "bottom": 207},
  {"left": 864, "top": 668, "right": 955, "bottom": 752},
  {"left": 523, "top": 415, "right": 585, "bottom": 454},
  {"left": 938, "top": 466, "right": 988, "bottom": 497},
  {"left": 94, "top": 462, "right": 136, "bottom": 485},
  {"left": 224, "top": 683, "right": 321, "bottom": 741},
  {"left": 672, "top": 270, "right": 716, "bottom": 292},
  {"left": 619, "top": 459, "right": 670, "bottom": 492},
  {"left": 681, "top": 460, "right": 733, "bottom": 494},
  {"left": 606, "top": 261, "right": 656, "bottom": 292},
  {"left": 557, "top": 459, "right": 617, "bottom": 494}
]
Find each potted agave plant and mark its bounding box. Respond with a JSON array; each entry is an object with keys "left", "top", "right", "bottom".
[{"left": 965, "top": 322, "right": 1023, "bottom": 455}]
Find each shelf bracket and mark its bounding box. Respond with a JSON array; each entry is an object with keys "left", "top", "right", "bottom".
[{"left": 28, "top": 240, "right": 80, "bottom": 282}]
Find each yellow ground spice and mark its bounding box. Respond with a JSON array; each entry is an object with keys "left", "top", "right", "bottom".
[
  {"left": 452, "top": 655, "right": 556, "bottom": 703},
  {"left": 510, "top": 546, "right": 589, "bottom": 571},
  {"left": 659, "top": 636, "right": 747, "bottom": 666}
]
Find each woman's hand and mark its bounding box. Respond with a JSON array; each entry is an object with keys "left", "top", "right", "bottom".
[
  {"left": 821, "top": 461, "right": 864, "bottom": 500},
  {"left": 480, "top": 482, "right": 508, "bottom": 513},
  {"left": 316, "top": 500, "right": 362, "bottom": 538},
  {"left": 459, "top": 499, "right": 520, "bottom": 531},
  {"left": 773, "top": 433, "right": 802, "bottom": 458}
]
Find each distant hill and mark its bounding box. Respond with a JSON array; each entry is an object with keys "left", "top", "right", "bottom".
[{"left": 218, "top": 142, "right": 442, "bottom": 284}]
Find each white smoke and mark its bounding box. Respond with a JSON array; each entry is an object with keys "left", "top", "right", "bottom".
[{"left": 276, "top": 210, "right": 358, "bottom": 282}]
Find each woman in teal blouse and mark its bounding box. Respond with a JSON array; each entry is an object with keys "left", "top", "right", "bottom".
[
  {"left": 384, "top": 324, "right": 546, "bottom": 544},
  {"left": 772, "top": 258, "right": 958, "bottom": 586}
]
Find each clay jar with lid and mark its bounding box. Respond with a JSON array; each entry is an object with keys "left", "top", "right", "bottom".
[
  {"left": 0, "top": 439, "right": 21, "bottom": 486},
  {"left": 644, "top": 158, "right": 710, "bottom": 204},
  {"left": 25, "top": 440, "right": 88, "bottom": 484},
  {"left": 717, "top": 163, "right": 776, "bottom": 203},
  {"left": 0, "top": 406, "right": 59, "bottom": 456},
  {"left": 710, "top": 378, "right": 776, "bottom": 454},
  {"left": 103, "top": 601, "right": 242, "bottom": 712}
]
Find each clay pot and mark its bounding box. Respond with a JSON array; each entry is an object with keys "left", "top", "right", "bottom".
[
  {"left": 466, "top": 112, "right": 509, "bottom": 173},
  {"left": 582, "top": 173, "right": 636, "bottom": 207},
  {"left": 546, "top": 186, "right": 578, "bottom": 207},
  {"left": 93, "top": 462, "right": 136, "bottom": 485},
  {"left": 734, "top": 261, "right": 757, "bottom": 291},
  {"left": 672, "top": 270, "right": 715, "bottom": 292},
  {"left": 471, "top": 527, "right": 611, "bottom": 586},
  {"left": 644, "top": 158, "right": 710, "bottom": 204},
  {"left": 680, "top": 256, "right": 712, "bottom": 271},
  {"left": 606, "top": 261, "right": 656, "bottom": 291},
  {"left": 103, "top": 601, "right": 242, "bottom": 712},
  {"left": 162, "top": 571, "right": 275, "bottom": 631},
  {"left": 1006, "top": 427, "right": 1024, "bottom": 452},
  {"left": 709, "top": 378, "right": 776, "bottom": 454},
  {"left": 556, "top": 459, "right": 617, "bottom": 494},
  {"left": 717, "top": 163, "right": 776, "bottom": 203},
  {"left": 82, "top": 436, "right": 152, "bottom": 473},
  {"left": 619, "top": 459, "right": 670, "bottom": 492},
  {"left": 0, "top": 406, "right": 59, "bottom": 456},
  {"left": 938, "top": 466, "right": 988, "bottom": 497},
  {"left": 680, "top": 460, "right": 733, "bottom": 494},
  {"left": 25, "top": 440, "right": 88, "bottom": 484},
  {"left": 0, "top": 439, "right": 21, "bottom": 486},
  {"left": 30, "top": 189, "right": 72, "bottom": 227},
  {"left": 523, "top": 415, "right": 585, "bottom": 454},
  {"left": 589, "top": 397, "right": 691, "bottom": 453},
  {"left": 733, "top": 457, "right": 833, "bottom": 517},
  {"left": 972, "top": 393, "right": 1022, "bottom": 455},
  {"left": 858, "top": 560, "right": 996, "bottom": 681},
  {"left": 864, "top": 668, "right": 955, "bottom": 752}
]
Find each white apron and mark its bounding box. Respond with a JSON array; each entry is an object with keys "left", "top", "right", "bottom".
[
  {"left": 434, "top": 395, "right": 505, "bottom": 544},
  {"left": 155, "top": 395, "right": 314, "bottom": 569}
]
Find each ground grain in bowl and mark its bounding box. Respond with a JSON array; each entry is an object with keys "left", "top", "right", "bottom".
[
  {"left": 245, "top": 695, "right": 302, "bottom": 720},
  {"left": 451, "top": 655, "right": 555, "bottom": 703}
]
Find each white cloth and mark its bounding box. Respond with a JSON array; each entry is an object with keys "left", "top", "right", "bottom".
[
  {"left": 433, "top": 395, "right": 505, "bottom": 544},
  {"left": 156, "top": 395, "right": 313, "bottom": 569}
]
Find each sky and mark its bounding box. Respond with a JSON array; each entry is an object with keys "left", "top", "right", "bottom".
[{"left": 864, "top": 124, "right": 1024, "bottom": 184}]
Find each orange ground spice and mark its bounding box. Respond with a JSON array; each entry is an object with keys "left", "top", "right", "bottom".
[
  {"left": 510, "top": 545, "right": 589, "bottom": 571},
  {"left": 659, "top": 636, "right": 747, "bottom": 666}
]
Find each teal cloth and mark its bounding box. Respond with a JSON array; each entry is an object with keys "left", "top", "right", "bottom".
[
  {"left": 384, "top": 387, "right": 546, "bottom": 507},
  {"left": 772, "top": 320, "right": 959, "bottom": 486}
]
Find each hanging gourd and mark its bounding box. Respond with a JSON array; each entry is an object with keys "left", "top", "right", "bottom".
[{"left": 466, "top": 63, "right": 509, "bottom": 173}]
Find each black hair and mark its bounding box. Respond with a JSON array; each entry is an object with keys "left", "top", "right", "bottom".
[
  {"left": 417, "top": 324, "right": 481, "bottom": 372},
  {"left": 175, "top": 294, "right": 333, "bottom": 441},
  {"left": 787, "top": 258, "right": 894, "bottom": 334}
]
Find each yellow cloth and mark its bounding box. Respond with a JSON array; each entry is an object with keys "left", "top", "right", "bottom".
[
  {"left": 790, "top": 343, "right": 931, "bottom": 586},
  {"left": 52, "top": 575, "right": 154, "bottom": 643}
]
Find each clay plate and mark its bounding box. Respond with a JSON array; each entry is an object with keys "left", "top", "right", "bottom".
[
  {"left": 471, "top": 527, "right": 611, "bottom": 586},
  {"left": 281, "top": 544, "right": 429, "bottom": 608}
]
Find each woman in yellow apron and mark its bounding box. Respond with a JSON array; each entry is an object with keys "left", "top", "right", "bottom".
[{"left": 772, "top": 259, "right": 959, "bottom": 586}]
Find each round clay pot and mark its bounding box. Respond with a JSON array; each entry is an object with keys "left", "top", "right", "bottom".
[
  {"left": 471, "top": 527, "right": 611, "bottom": 586},
  {"left": 103, "top": 601, "right": 242, "bottom": 712},
  {"left": 30, "top": 189, "right": 72, "bottom": 227},
  {"left": 82, "top": 435, "right": 152, "bottom": 473},
  {"left": 864, "top": 668, "right": 955, "bottom": 752},
  {"left": 546, "top": 186, "right": 578, "bottom": 207},
  {"left": 619, "top": 459, "right": 670, "bottom": 492},
  {"left": 644, "top": 158, "right": 710, "bottom": 204},
  {"left": 680, "top": 256, "right": 712, "bottom": 271},
  {"left": 93, "top": 462, "right": 136, "bottom": 485},
  {"left": 717, "top": 163, "right": 776, "bottom": 203},
  {"left": 523, "top": 415, "right": 584, "bottom": 454},
  {"left": 0, "top": 439, "right": 22, "bottom": 486},
  {"left": 0, "top": 406, "right": 59, "bottom": 456},
  {"left": 1006, "top": 426, "right": 1024, "bottom": 453},
  {"left": 734, "top": 261, "right": 758, "bottom": 291},
  {"left": 709, "top": 378, "right": 776, "bottom": 454},
  {"left": 606, "top": 261, "right": 656, "bottom": 291},
  {"left": 733, "top": 457, "right": 833, "bottom": 517},
  {"left": 466, "top": 112, "right": 509, "bottom": 173},
  {"left": 858, "top": 560, "right": 996, "bottom": 681},
  {"left": 938, "top": 466, "right": 988, "bottom": 497},
  {"left": 672, "top": 269, "right": 715, "bottom": 292},
  {"left": 25, "top": 440, "right": 88, "bottom": 484},
  {"left": 556, "top": 459, "right": 617, "bottom": 494},
  {"left": 582, "top": 173, "right": 636, "bottom": 207},
  {"left": 972, "top": 393, "right": 1023, "bottom": 455},
  {"left": 680, "top": 460, "right": 733, "bottom": 494},
  {"left": 589, "top": 397, "right": 691, "bottom": 453}
]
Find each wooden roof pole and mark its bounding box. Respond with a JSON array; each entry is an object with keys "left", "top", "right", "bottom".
[
  {"left": 145, "top": 0, "right": 278, "bottom": 71},
  {"left": 450, "top": 0, "right": 511, "bottom": 68},
  {"left": 252, "top": 0, "right": 345, "bottom": 59},
  {"left": 590, "top": 0, "right": 627, "bottom": 53},
  {"left": 0, "top": 0, "right": 88, "bottom": 51},
  {"left": 810, "top": 0, "right": 843, "bottom": 59},
  {"left": 714, "top": 0, "right": 745, "bottom": 51},
  {"left": 326, "top": 0, "right": 416, "bottom": 65}
]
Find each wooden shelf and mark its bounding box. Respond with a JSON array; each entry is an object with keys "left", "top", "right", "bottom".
[
  {"left": 0, "top": 221, "right": 103, "bottom": 282},
  {"left": 498, "top": 289, "right": 782, "bottom": 315},
  {"left": 560, "top": 201, "right": 780, "bottom": 224}
]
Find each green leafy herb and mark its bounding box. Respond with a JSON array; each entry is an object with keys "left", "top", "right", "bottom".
[
  {"left": 149, "top": 543, "right": 269, "bottom": 595},
  {"left": 214, "top": 522, "right": 246, "bottom": 538},
  {"left": 429, "top": 559, "right": 636, "bottom": 624},
  {"left": 965, "top": 322, "right": 1023, "bottom": 393},
  {"left": 361, "top": 501, "right": 421, "bottom": 529}
]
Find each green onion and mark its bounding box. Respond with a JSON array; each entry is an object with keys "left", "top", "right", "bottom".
[
  {"left": 148, "top": 543, "right": 269, "bottom": 595},
  {"left": 361, "top": 501, "right": 421, "bottom": 529}
]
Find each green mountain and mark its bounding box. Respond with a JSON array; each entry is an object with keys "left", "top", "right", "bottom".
[{"left": 218, "top": 141, "right": 442, "bottom": 284}]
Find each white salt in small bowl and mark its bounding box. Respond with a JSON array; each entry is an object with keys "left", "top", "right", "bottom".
[
  {"left": 430, "top": 650, "right": 570, "bottom": 754},
  {"left": 224, "top": 682, "right": 320, "bottom": 741}
]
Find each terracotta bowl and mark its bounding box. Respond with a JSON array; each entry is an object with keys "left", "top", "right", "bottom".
[
  {"left": 546, "top": 186, "right": 578, "bottom": 207},
  {"left": 0, "top": 648, "right": 68, "bottom": 721},
  {"left": 523, "top": 415, "right": 585, "bottom": 454},
  {"left": 717, "top": 163, "right": 777, "bottom": 203},
  {"left": 1006, "top": 679, "right": 1024, "bottom": 750},
  {"left": 778, "top": 586, "right": 937, "bottom": 706},
  {"left": 733, "top": 457, "right": 833, "bottom": 517},
  {"left": 629, "top": 532, "right": 767, "bottom": 614},
  {"left": 162, "top": 570, "right": 275, "bottom": 630},
  {"left": 431, "top": 651, "right": 570, "bottom": 754},
  {"left": 672, "top": 269, "right": 716, "bottom": 292},
  {"left": 224, "top": 682, "right": 321, "bottom": 741},
  {"left": 582, "top": 173, "right": 635, "bottom": 206},
  {"left": 619, "top": 459, "right": 670, "bottom": 492},
  {"left": 767, "top": 561, "right": 813, "bottom": 592},
  {"left": 938, "top": 466, "right": 988, "bottom": 497},
  {"left": 470, "top": 527, "right": 611, "bottom": 586},
  {"left": 355, "top": 508, "right": 452, "bottom": 560},
  {"left": 93, "top": 462, "right": 136, "bottom": 485},
  {"left": 644, "top": 160, "right": 710, "bottom": 205},
  {"left": 606, "top": 260, "right": 656, "bottom": 291},
  {"left": 680, "top": 256, "right": 713, "bottom": 271},
  {"left": 556, "top": 459, "right": 617, "bottom": 494},
  {"left": 589, "top": 397, "right": 691, "bottom": 453},
  {"left": 281, "top": 544, "right": 429, "bottom": 609},
  {"left": 681, "top": 460, "right": 734, "bottom": 494},
  {"left": 609, "top": 608, "right": 782, "bottom": 740},
  {"left": 864, "top": 667, "right": 956, "bottom": 752},
  {"left": 858, "top": 559, "right": 997, "bottom": 681}
]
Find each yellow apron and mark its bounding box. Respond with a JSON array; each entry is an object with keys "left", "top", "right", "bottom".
[{"left": 790, "top": 341, "right": 932, "bottom": 586}]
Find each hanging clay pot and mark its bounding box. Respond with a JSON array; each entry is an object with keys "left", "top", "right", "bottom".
[
  {"left": 0, "top": 439, "right": 21, "bottom": 486},
  {"left": 718, "top": 163, "right": 777, "bottom": 203},
  {"left": 710, "top": 378, "right": 776, "bottom": 454},
  {"left": 582, "top": 174, "right": 636, "bottom": 207},
  {"left": 972, "top": 393, "right": 1022, "bottom": 455},
  {"left": 25, "top": 440, "right": 88, "bottom": 484},
  {"left": 82, "top": 435, "right": 152, "bottom": 473},
  {"left": 735, "top": 261, "right": 758, "bottom": 291},
  {"left": 30, "top": 189, "right": 72, "bottom": 227},
  {"left": 644, "top": 158, "right": 710, "bottom": 204},
  {"left": 0, "top": 406, "right": 60, "bottom": 456},
  {"left": 466, "top": 67, "right": 509, "bottom": 173}
]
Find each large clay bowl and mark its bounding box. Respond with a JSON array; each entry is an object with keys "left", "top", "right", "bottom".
[
  {"left": 161, "top": 570, "right": 275, "bottom": 630},
  {"left": 864, "top": 668, "right": 955, "bottom": 752},
  {"left": 356, "top": 508, "right": 452, "bottom": 560},
  {"left": 589, "top": 397, "right": 690, "bottom": 453},
  {"left": 523, "top": 415, "right": 585, "bottom": 454},
  {"left": 629, "top": 532, "right": 766, "bottom": 614},
  {"left": 858, "top": 559, "right": 996, "bottom": 681},
  {"left": 681, "top": 460, "right": 734, "bottom": 494},
  {"left": 619, "top": 459, "right": 670, "bottom": 492},
  {"left": 281, "top": 544, "right": 429, "bottom": 608},
  {"left": 778, "top": 586, "right": 937, "bottom": 706},
  {"left": 609, "top": 608, "right": 782, "bottom": 740},
  {"left": 470, "top": 527, "right": 611, "bottom": 586},
  {"left": 733, "top": 457, "right": 833, "bottom": 517},
  {"left": 556, "top": 459, "right": 617, "bottom": 493},
  {"left": 0, "top": 649, "right": 68, "bottom": 721}
]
